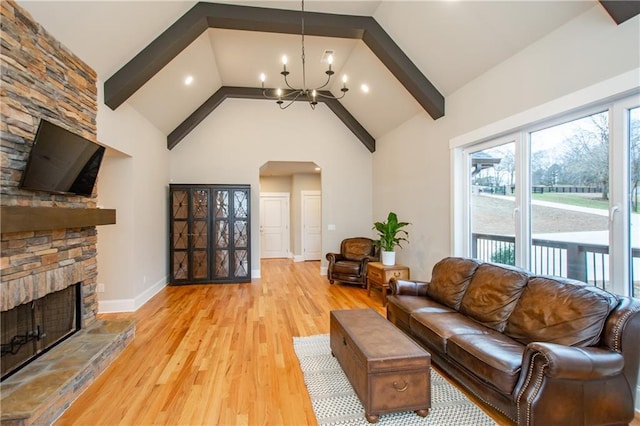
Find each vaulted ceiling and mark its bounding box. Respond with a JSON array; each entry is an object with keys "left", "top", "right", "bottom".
[{"left": 19, "top": 0, "right": 631, "bottom": 152}]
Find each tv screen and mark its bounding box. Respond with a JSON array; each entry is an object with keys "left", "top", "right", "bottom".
[{"left": 20, "top": 119, "right": 106, "bottom": 197}]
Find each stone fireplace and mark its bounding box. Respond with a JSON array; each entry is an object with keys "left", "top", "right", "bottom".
[
  {"left": 1, "top": 0, "right": 101, "bottom": 362},
  {"left": 0, "top": 2, "right": 133, "bottom": 424}
]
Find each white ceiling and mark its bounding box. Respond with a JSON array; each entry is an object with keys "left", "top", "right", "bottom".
[{"left": 18, "top": 0, "right": 597, "bottom": 143}]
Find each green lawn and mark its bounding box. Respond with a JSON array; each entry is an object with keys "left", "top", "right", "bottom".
[{"left": 531, "top": 192, "right": 609, "bottom": 210}]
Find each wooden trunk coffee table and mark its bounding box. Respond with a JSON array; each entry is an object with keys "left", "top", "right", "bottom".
[{"left": 330, "top": 308, "right": 431, "bottom": 423}]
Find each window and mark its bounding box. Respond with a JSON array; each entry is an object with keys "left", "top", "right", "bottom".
[
  {"left": 457, "top": 95, "right": 639, "bottom": 297},
  {"left": 530, "top": 111, "right": 611, "bottom": 289},
  {"left": 627, "top": 106, "right": 639, "bottom": 297},
  {"left": 469, "top": 141, "right": 516, "bottom": 265}
]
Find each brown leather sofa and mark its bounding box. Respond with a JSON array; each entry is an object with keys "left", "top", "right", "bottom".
[
  {"left": 326, "top": 237, "right": 378, "bottom": 288},
  {"left": 387, "top": 257, "right": 640, "bottom": 426}
]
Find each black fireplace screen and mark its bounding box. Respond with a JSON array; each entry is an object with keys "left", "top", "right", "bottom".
[{"left": 1, "top": 283, "right": 81, "bottom": 380}]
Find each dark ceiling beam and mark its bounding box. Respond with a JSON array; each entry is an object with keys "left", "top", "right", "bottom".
[
  {"left": 104, "top": 5, "right": 208, "bottom": 109},
  {"left": 104, "top": 2, "right": 444, "bottom": 120},
  {"left": 599, "top": 1, "right": 640, "bottom": 24},
  {"left": 167, "top": 87, "right": 375, "bottom": 153},
  {"left": 321, "top": 95, "right": 376, "bottom": 153}
]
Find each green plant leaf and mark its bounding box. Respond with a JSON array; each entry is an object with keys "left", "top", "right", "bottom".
[{"left": 372, "top": 211, "right": 411, "bottom": 252}]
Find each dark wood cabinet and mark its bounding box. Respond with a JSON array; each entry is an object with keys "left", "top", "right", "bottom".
[{"left": 170, "top": 184, "right": 251, "bottom": 284}]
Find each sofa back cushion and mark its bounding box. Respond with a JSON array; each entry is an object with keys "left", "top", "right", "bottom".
[
  {"left": 504, "top": 276, "right": 618, "bottom": 347},
  {"left": 459, "top": 263, "right": 529, "bottom": 332},
  {"left": 427, "top": 257, "right": 481, "bottom": 310}
]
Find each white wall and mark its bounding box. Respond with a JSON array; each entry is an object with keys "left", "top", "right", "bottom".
[
  {"left": 96, "top": 83, "right": 170, "bottom": 312},
  {"left": 169, "top": 99, "right": 373, "bottom": 275},
  {"left": 372, "top": 5, "right": 640, "bottom": 283},
  {"left": 260, "top": 176, "right": 292, "bottom": 193}
]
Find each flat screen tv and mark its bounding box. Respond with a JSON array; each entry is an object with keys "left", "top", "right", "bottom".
[{"left": 20, "top": 119, "right": 106, "bottom": 197}]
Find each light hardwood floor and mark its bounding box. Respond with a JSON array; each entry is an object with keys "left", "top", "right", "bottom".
[{"left": 56, "top": 259, "right": 639, "bottom": 426}]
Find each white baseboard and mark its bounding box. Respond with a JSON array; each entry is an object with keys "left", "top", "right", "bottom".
[
  {"left": 293, "top": 255, "right": 304, "bottom": 262},
  {"left": 251, "top": 269, "right": 261, "bottom": 279},
  {"left": 320, "top": 266, "right": 327, "bottom": 275},
  {"left": 98, "top": 275, "right": 167, "bottom": 314},
  {"left": 98, "top": 298, "right": 136, "bottom": 313}
]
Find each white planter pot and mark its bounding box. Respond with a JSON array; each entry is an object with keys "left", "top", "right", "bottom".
[{"left": 381, "top": 249, "right": 396, "bottom": 266}]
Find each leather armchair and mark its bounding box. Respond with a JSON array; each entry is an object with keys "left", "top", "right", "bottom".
[{"left": 326, "top": 237, "right": 378, "bottom": 288}]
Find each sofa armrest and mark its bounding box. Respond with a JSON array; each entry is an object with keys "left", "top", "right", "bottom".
[
  {"left": 389, "top": 279, "right": 429, "bottom": 296},
  {"left": 519, "top": 342, "right": 624, "bottom": 381},
  {"left": 326, "top": 252, "right": 344, "bottom": 263},
  {"left": 515, "top": 342, "right": 632, "bottom": 425}
]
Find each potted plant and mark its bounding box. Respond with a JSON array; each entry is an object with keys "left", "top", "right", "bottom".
[{"left": 372, "top": 212, "right": 410, "bottom": 266}]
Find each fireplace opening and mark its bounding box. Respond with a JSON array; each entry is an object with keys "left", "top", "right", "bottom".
[{"left": 1, "top": 283, "right": 81, "bottom": 380}]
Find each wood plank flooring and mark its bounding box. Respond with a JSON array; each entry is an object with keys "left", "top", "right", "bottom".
[{"left": 55, "top": 259, "right": 639, "bottom": 426}]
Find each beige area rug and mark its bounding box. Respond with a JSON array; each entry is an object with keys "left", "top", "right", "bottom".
[{"left": 293, "top": 334, "right": 497, "bottom": 426}]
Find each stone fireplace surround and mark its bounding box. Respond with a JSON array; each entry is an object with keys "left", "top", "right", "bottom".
[
  {"left": 1, "top": 0, "right": 101, "bottom": 324},
  {"left": 1, "top": 2, "right": 133, "bottom": 424}
]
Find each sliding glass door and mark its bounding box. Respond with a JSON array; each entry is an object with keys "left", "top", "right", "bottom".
[
  {"left": 461, "top": 96, "right": 639, "bottom": 297},
  {"left": 529, "top": 111, "right": 611, "bottom": 289},
  {"left": 626, "top": 105, "right": 639, "bottom": 297},
  {"left": 469, "top": 141, "right": 517, "bottom": 265}
]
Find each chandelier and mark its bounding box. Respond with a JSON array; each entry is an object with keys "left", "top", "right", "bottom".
[{"left": 259, "top": 0, "right": 349, "bottom": 110}]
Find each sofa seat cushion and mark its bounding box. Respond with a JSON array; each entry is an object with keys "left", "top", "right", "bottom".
[
  {"left": 504, "top": 276, "right": 618, "bottom": 347},
  {"left": 459, "top": 263, "right": 529, "bottom": 332},
  {"left": 409, "top": 312, "right": 488, "bottom": 354},
  {"left": 427, "top": 257, "right": 481, "bottom": 310},
  {"left": 447, "top": 331, "right": 524, "bottom": 395},
  {"left": 387, "top": 295, "right": 455, "bottom": 335},
  {"left": 331, "top": 260, "right": 362, "bottom": 276}
]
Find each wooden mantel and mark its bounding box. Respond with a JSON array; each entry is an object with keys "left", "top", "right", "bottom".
[{"left": 0, "top": 206, "right": 116, "bottom": 234}]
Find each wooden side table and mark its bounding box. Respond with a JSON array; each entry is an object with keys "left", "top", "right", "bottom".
[{"left": 367, "top": 262, "right": 410, "bottom": 306}]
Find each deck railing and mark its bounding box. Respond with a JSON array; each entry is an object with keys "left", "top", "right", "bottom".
[{"left": 472, "top": 233, "right": 639, "bottom": 295}]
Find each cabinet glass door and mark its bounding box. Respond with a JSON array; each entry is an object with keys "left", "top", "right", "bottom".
[
  {"left": 213, "top": 186, "right": 251, "bottom": 282},
  {"left": 171, "top": 189, "right": 189, "bottom": 281},
  {"left": 233, "top": 189, "right": 249, "bottom": 279},
  {"left": 191, "top": 188, "right": 210, "bottom": 280},
  {"left": 214, "top": 189, "right": 230, "bottom": 279}
]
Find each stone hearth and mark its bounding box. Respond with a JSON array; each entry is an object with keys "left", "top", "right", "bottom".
[{"left": 0, "top": 319, "right": 135, "bottom": 426}]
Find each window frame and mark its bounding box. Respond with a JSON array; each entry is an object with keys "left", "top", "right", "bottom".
[{"left": 452, "top": 87, "right": 640, "bottom": 297}]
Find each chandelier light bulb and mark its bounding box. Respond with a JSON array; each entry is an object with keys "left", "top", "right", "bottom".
[
  {"left": 259, "top": 0, "right": 350, "bottom": 109},
  {"left": 342, "top": 75, "right": 348, "bottom": 84}
]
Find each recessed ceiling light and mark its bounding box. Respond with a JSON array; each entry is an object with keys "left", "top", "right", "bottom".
[
  {"left": 184, "top": 75, "right": 194, "bottom": 85},
  {"left": 360, "top": 84, "right": 369, "bottom": 93}
]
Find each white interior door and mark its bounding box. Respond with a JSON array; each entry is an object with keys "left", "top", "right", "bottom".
[
  {"left": 302, "top": 191, "right": 322, "bottom": 261},
  {"left": 260, "top": 193, "right": 290, "bottom": 258}
]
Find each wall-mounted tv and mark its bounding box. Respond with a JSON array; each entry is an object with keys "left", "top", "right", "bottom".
[{"left": 20, "top": 119, "right": 106, "bottom": 197}]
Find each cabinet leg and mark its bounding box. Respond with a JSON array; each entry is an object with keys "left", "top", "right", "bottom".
[
  {"left": 416, "top": 409, "right": 429, "bottom": 417},
  {"left": 365, "top": 413, "right": 379, "bottom": 423}
]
